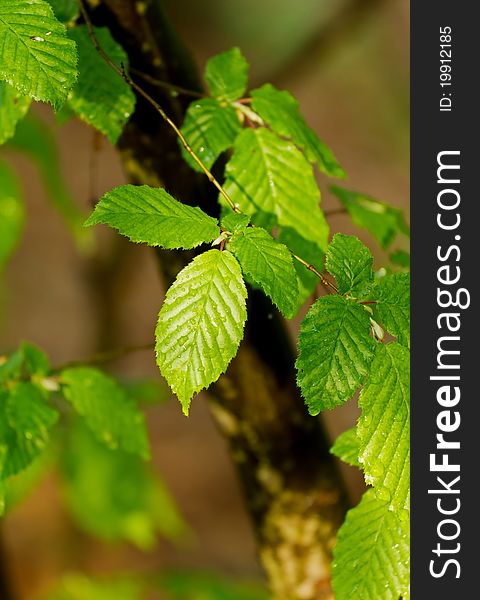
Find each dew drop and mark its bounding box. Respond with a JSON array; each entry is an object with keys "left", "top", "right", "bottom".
[
  {"left": 376, "top": 487, "right": 391, "bottom": 502},
  {"left": 362, "top": 414, "right": 372, "bottom": 426},
  {"left": 370, "top": 461, "right": 384, "bottom": 476}
]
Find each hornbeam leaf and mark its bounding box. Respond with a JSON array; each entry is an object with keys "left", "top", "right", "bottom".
[
  {"left": 332, "top": 490, "right": 410, "bottom": 600},
  {"left": 296, "top": 295, "right": 375, "bottom": 414},
  {"left": 61, "top": 367, "right": 150, "bottom": 459},
  {"left": 228, "top": 227, "right": 298, "bottom": 318},
  {"left": 358, "top": 343, "right": 410, "bottom": 513},
  {"left": 326, "top": 233, "right": 373, "bottom": 296},
  {"left": 330, "top": 185, "right": 410, "bottom": 249},
  {"left": 46, "top": 0, "right": 79, "bottom": 24},
  {"left": 204, "top": 47, "right": 249, "bottom": 102},
  {"left": 20, "top": 341, "right": 50, "bottom": 377},
  {"left": 0, "top": 383, "right": 58, "bottom": 478},
  {"left": 85, "top": 185, "right": 220, "bottom": 249},
  {"left": 330, "top": 427, "right": 360, "bottom": 468},
  {"left": 0, "top": 161, "right": 24, "bottom": 272},
  {"left": 222, "top": 127, "right": 329, "bottom": 256},
  {"left": 390, "top": 249, "right": 410, "bottom": 268},
  {"left": 67, "top": 26, "right": 136, "bottom": 144},
  {"left": 277, "top": 227, "right": 324, "bottom": 310},
  {"left": 159, "top": 571, "right": 269, "bottom": 600},
  {"left": 7, "top": 113, "right": 90, "bottom": 249},
  {"left": 62, "top": 422, "right": 187, "bottom": 549},
  {"left": 221, "top": 211, "right": 250, "bottom": 233},
  {"left": 0, "top": 0, "right": 78, "bottom": 108},
  {"left": 251, "top": 83, "right": 344, "bottom": 178},
  {"left": 0, "top": 82, "right": 31, "bottom": 145},
  {"left": 180, "top": 98, "right": 241, "bottom": 172},
  {"left": 156, "top": 250, "right": 247, "bottom": 414},
  {"left": 371, "top": 273, "right": 410, "bottom": 348},
  {"left": 45, "top": 574, "right": 143, "bottom": 600}
]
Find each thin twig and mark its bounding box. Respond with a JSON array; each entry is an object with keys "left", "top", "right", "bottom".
[
  {"left": 324, "top": 207, "right": 347, "bottom": 218},
  {"left": 52, "top": 342, "right": 154, "bottom": 373},
  {"left": 291, "top": 253, "right": 338, "bottom": 293},
  {"left": 129, "top": 67, "right": 204, "bottom": 98}
]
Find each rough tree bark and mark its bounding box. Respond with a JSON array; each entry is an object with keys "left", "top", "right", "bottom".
[{"left": 88, "top": 2, "right": 349, "bottom": 598}]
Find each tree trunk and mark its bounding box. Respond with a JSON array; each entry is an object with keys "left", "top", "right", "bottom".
[{"left": 90, "top": 2, "right": 349, "bottom": 597}]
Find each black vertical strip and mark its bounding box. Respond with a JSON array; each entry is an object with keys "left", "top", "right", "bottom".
[{"left": 411, "top": 2, "right": 477, "bottom": 596}]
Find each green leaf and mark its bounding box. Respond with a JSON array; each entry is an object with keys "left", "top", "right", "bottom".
[
  {"left": 85, "top": 184, "right": 220, "bottom": 250},
  {"left": 277, "top": 227, "right": 324, "bottom": 309},
  {"left": 0, "top": 383, "right": 58, "bottom": 478},
  {"left": 3, "top": 446, "right": 52, "bottom": 514},
  {"left": 358, "top": 343, "right": 410, "bottom": 513},
  {"left": 0, "top": 483, "right": 5, "bottom": 516},
  {"left": 390, "top": 249, "right": 410, "bottom": 268},
  {"left": 372, "top": 273, "right": 410, "bottom": 347},
  {"left": 330, "top": 428, "right": 360, "bottom": 468},
  {"left": 222, "top": 127, "right": 329, "bottom": 257},
  {"left": 0, "top": 0, "right": 77, "bottom": 108},
  {"left": 156, "top": 250, "right": 247, "bottom": 414},
  {"left": 7, "top": 113, "right": 91, "bottom": 250},
  {"left": 296, "top": 296, "right": 375, "bottom": 414},
  {"left": 221, "top": 211, "right": 250, "bottom": 233},
  {"left": 0, "top": 82, "right": 31, "bottom": 145},
  {"left": 180, "top": 98, "right": 240, "bottom": 172},
  {"left": 228, "top": 227, "right": 298, "bottom": 318},
  {"left": 123, "top": 378, "right": 169, "bottom": 406},
  {"left": 0, "top": 350, "right": 23, "bottom": 385},
  {"left": 67, "top": 26, "right": 135, "bottom": 144},
  {"left": 0, "top": 160, "right": 24, "bottom": 272},
  {"left": 204, "top": 47, "right": 249, "bottom": 102},
  {"left": 332, "top": 489, "right": 410, "bottom": 600},
  {"left": 20, "top": 341, "right": 50, "bottom": 377},
  {"left": 330, "top": 186, "right": 410, "bottom": 249},
  {"left": 61, "top": 367, "right": 150, "bottom": 458},
  {"left": 326, "top": 234, "right": 373, "bottom": 296},
  {"left": 45, "top": 574, "right": 143, "bottom": 600},
  {"left": 160, "top": 571, "right": 269, "bottom": 600},
  {"left": 251, "top": 83, "right": 344, "bottom": 178},
  {"left": 46, "top": 0, "right": 79, "bottom": 24},
  {"left": 62, "top": 422, "right": 186, "bottom": 549},
  {"left": 0, "top": 342, "right": 49, "bottom": 383}
]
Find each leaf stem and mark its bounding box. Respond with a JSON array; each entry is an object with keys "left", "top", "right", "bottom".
[
  {"left": 291, "top": 253, "right": 338, "bottom": 293},
  {"left": 51, "top": 342, "right": 154, "bottom": 372},
  {"left": 129, "top": 67, "right": 205, "bottom": 98}
]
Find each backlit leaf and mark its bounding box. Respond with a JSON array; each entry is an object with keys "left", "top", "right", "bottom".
[{"left": 156, "top": 250, "right": 247, "bottom": 414}]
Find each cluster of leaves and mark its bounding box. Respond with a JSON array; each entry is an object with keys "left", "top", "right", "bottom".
[
  {"left": 0, "top": 0, "right": 135, "bottom": 140},
  {"left": 180, "top": 47, "right": 343, "bottom": 305},
  {"left": 294, "top": 234, "right": 411, "bottom": 598},
  {"left": 0, "top": 0, "right": 137, "bottom": 262},
  {"left": 0, "top": 342, "right": 185, "bottom": 548},
  {"left": 86, "top": 200, "right": 410, "bottom": 597},
  {"left": 0, "top": 4, "right": 410, "bottom": 598}
]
